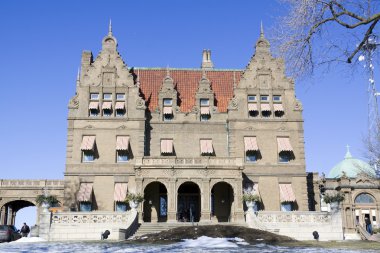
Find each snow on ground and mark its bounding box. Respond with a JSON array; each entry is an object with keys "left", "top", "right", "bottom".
[
  {"left": 176, "top": 236, "right": 247, "bottom": 248},
  {"left": 9, "top": 237, "right": 46, "bottom": 243}
]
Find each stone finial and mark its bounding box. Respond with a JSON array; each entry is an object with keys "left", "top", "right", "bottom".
[
  {"left": 108, "top": 19, "right": 113, "bottom": 36},
  {"left": 345, "top": 145, "right": 352, "bottom": 159},
  {"left": 260, "top": 20, "right": 264, "bottom": 38},
  {"left": 254, "top": 22, "right": 270, "bottom": 55},
  {"left": 201, "top": 49, "right": 214, "bottom": 69}
]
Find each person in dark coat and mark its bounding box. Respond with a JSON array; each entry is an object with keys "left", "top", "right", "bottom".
[
  {"left": 365, "top": 217, "right": 373, "bottom": 235},
  {"left": 20, "top": 222, "right": 30, "bottom": 237}
]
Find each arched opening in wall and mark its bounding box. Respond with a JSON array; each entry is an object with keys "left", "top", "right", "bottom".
[
  {"left": 177, "top": 182, "right": 201, "bottom": 222},
  {"left": 1, "top": 200, "right": 36, "bottom": 231},
  {"left": 143, "top": 182, "right": 167, "bottom": 222},
  {"left": 211, "top": 182, "right": 234, "bottom": 222},
  {"left": 354, "top": 193, "right": 377, "bottom": 228}
]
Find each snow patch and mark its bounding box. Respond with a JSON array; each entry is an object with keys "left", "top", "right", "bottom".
[
  {"left": 9, "top": 237, "right": 46, "bottom": 243},
  {"left": 359, "top": 55, "right": 365, "bottom": 61},
  {"left": 176, "top": 236, "right": 248, "bottom": 248}
]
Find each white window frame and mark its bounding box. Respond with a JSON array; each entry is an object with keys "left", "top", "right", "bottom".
[
  {"left": 260, "top": 95, "right": 269, "bottom": 101},
  {"left": 200, "top": 99, "right": 210, "bottom": 106},
  {"left": 163, "top": 98, "right": 173, "bottom": 106},
  {"left": 248, "top": 95, "right": 256, "bottom": 102},
  {"left": 90, "top": 93, "right": 99, "bottom": 100},
  {"left": 273, "top": 95, "right": 281, "bottom": 102},
  {"left": 103, "top": 93, "right": 112, "bottom": 100},
  {"left": 116, "top": 93, "right": 125, "bottom": 100}
]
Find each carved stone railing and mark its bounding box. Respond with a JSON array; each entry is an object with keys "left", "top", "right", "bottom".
[
  {"left": 51, "top": 211, "right": 134, "bottom": 224},
  {"left": 257, "top": 211, "right": 331, "bottom": 224},
  {"left": 137, "top": 157, "right": 243, "bottom": 167},
  {"left": 0, "top": 179, "right": 64, "bottom": 188}
]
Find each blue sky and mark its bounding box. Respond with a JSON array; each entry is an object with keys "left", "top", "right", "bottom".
[{"left": 0, "top": 0, "right": 377, "bottom": 226}]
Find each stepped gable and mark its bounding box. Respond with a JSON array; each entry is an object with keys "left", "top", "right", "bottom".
[{"left": 135, "top": 68, "right": 242, "bottom": 112}]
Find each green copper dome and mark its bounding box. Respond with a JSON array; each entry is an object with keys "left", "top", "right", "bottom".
[{"left": 327, "top": 146, "right": 376, "bottom": 178}]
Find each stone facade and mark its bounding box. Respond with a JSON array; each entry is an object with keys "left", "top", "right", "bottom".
[{"left": 62, "top": 23, "right": 315, "bottom": 224}]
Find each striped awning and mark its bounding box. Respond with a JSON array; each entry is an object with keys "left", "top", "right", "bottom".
[
  {"left": 163, "top": 106, "right": 173, "bottom": 115},
  {"left": 114, "top": 183, "right": 128, "bottom": 202},
  {"left": 102, "top": 102, "right": 112, "bottom": 110},
  {"left": 80, "top": 136, "right": 96, "bottom": 151},
  {"left": 261, "top": 103, "right": 271, "bottom": 112},
  {"left": 248, "top": 103, "right": 258, "bottom": 112},
  {"left": 116, "top": 136, "right": 129, "bottom": 151},
  {"left": 277, "top": 137, "right": 293, "bottom": 152},
  {"left": 161, "top": 139, "right": 173, "bottom": 154},
  {"left": 89, "top": 102, "right": 99, "bottom": 110},
  {"left": 200, "top": 107, "right": 210, "bottom": 115},
  {"left": 77, "top": 183, "right": 93, "bottom": 202},
  {"left": 279, "top": 184, "right": 296, "bottom": 202},
  {"left": 200, "top": 139, "right": 213, "bottom": 154},
  {"left": 115, "top": 102, "right": 125, "bottom": 110},
  {"left": 244, "top": 137, "right": 259, "bottom": 151},
  {"left": 273, "top": 104, "right": 284, "bottom": 112}
]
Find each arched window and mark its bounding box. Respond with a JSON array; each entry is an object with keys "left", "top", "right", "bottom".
[{"left": 354, "top": 193, "right": 375, "bottom": 204}]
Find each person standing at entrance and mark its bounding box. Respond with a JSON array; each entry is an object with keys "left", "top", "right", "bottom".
[
  {"left": 20, "top": 222, "right": 30, "bottom": 237},
  {"left": 365, "top": 217, "right": 373, "bottom": 235}
]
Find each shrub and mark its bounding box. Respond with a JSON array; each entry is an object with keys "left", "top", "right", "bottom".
[
  {"left": 125, "top": 193, "right": 144, "bottom": 203},
  {"left": 35, "top": 194, "right": 60, "bottom": 206},
  {"left": 323, "top": 192, "right": 345, "bottom": 204},
  {"left": 242, "top": 193, "right": 261, "bottom": 202}
]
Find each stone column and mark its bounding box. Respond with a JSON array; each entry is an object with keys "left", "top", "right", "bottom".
[
  {"left": 38, "top": 211, "right": 51, "bottom": 241},
  {"left": 233, "top": 178, "right": 245, "bottom": 222},
  {"left": 6, "top": 206, "right": 13, "bottom": 225},
  {"left": 0, "top": 206, "right": 6, "bottom": 225},
  {"left": 135, "top": 178, "right": 144, "bottom": 222},
  {"left": 167, "top": 179, "right": 177, "bottom": 222},
  {"left": 200, "top": 179, "right": 211, "bottom": 223}
]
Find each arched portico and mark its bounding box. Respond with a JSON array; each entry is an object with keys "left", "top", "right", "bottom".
[
  {"left": 143, "top": 181, "right": 168, "bottom": 222},
  {"left": 0, "top": 199, "right": 36, "bottom": 225},
  {"left": 177, "top": 182, "right": 201, "bottom": 222},
  {"left": 211, "top": 181, "right": 234, "bottom": 222}
]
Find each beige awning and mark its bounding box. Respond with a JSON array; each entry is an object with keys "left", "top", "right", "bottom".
[
  {"left": 244, "top": 137, "right": 259, "bottom": 151},
  {"left": 273, "top": 104, "right": 284, "bottom": 112},
  {"left": 248, "top": 103, "right": 258, "bottom": 112},
  {"left": 102, "top": 102, "right": 112, "bottom": 110},
  {"left": 161, "top": 139, "right": 173, "bottom": 154},
  {"left": 163, "top": 106, "right": 173, "bottom": 115},
  {"left": 200, "top": 139, "right": 213, "bottom": 154},
  {"left": 80, "top": 136, "right": 96, "bottom": 151},
  {"left": 116, "top": 136, "right": 130, "bottom": 151},
  {"left": 89, "top": 102, "right": 99, "bottom": 110},
  {"left": 277, "top": 137, "right": 293, "bottom": 152},
  {"left": 261, "top": 103, "right": 271, "bottom": 112},
  {"left": 114, "top": 183, "right": 128, "bottom": 202},
  {"left": 77, "top": 183, "right": 93, "bottom": 202},
  {"left": 279, "top": 184, "right": 296, "bottom": 202},
  {"left": 200, "top": 107, "right": 210, "bottom": 115},
  {"left": 115, "top": 102, "right": 125, "bottom": 110}
]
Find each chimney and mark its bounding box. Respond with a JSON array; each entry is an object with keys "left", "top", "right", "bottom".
[{"left": 201, "top": 49, "right": 214, "bottom": 69}]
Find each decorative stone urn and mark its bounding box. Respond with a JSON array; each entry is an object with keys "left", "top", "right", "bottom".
[
  {"left": 41, "top": 202, "right": 50, "bottom": 213},
  {"left": 129, "top": 201, "right": 139, "bottom": 209},
  {"left": 246, "top": 201, "right": 255, "bottom": 212}
]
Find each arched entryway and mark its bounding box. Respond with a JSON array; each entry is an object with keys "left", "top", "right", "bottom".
[
  {"left": 1, "top": 200, "right": 36, "bottom": 227},
  {"left": 354, "top": 192, "right": 377, "bottom": 228},
  {"left": 177, "top": 182, "right": 201, "bottom": 222},
  {"left": 211, "top": 182, "right": 234, "bottom": 222},
  {"left": 143, "top": 182, "right": 168, "bottom": 222}
]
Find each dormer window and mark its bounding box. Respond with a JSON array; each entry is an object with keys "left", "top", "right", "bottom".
[
  {"left": 163, "top": 98, "right": 173, "bottom": 121},
  {"left": 248, "top": 95, "right": 258, "bottom": 118},
  {"left": 90, "top": 93, "right": 99, "bottom": 100},
  {"left": 103, "top": 93, "right": 112, "bottom": 100},
  {"left": 200, "top": 99, "right": 210, "bottom": 121},
  {"left": 102, "top": 102, "right": 112, "bottom": 117},
  {"left": 116, "top": 93, "right": 125, "bottom": 100},
  {"left": 89, "top": 102, "right": 99, "bottom": 117}
]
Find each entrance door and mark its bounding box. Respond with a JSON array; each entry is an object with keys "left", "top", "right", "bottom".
[{"left": 177, "top": 182, "right": 200, "bottom": 222}]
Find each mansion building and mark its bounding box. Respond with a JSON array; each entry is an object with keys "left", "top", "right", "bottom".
[{"left": 63, "top": 23, "right": 317, "bottom": 223}]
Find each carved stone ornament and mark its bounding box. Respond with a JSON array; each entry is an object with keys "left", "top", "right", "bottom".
[
  {"left": 227, "top": 97, "right": 238, "bottom": 110},
  {"left": 199, "top": 168, "right": 215, "bottom": 177},
  {"left": 164, "top": 168, "right": 181, "bottom": 177},
  {"left": 135, "top": 168, "right": 142, "bottom": 177},
  {"left": 192, "top": 106, "right": 199, "bottom": 113},
  {"left": 68, "top": 93, "right": 79, "bottom": 109},
  {"left": 136, "top": 97, "right": 146, "bottom": 110},
  {"left": 294, "top": 99, "right": 303, "bottom": 111}
]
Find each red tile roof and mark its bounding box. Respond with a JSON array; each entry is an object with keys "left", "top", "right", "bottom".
[{"left": 134, "top": 68, "right": 242, "bottom": 113}]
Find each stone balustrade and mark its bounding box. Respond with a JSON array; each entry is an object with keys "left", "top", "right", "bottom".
[
  {"left": 137, "top": 157, "right": 243, "bottom": 167},
  {"left": 51, "top": 211, "right": 134, "bottom": 224},
  {"left": 257, "top": 211, "right": 331, "bottom": 224},
  {"left": 0, "top": 179, "right": 64, "bottom": 188}
]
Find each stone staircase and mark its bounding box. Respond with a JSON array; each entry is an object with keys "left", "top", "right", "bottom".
[{"left": 130, "top": 222, "right": 247, "bottom": 238}]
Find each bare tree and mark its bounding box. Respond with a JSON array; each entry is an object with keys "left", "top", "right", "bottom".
[{"left": 272, "top": 0, "right": 380, "bottom": 77}]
